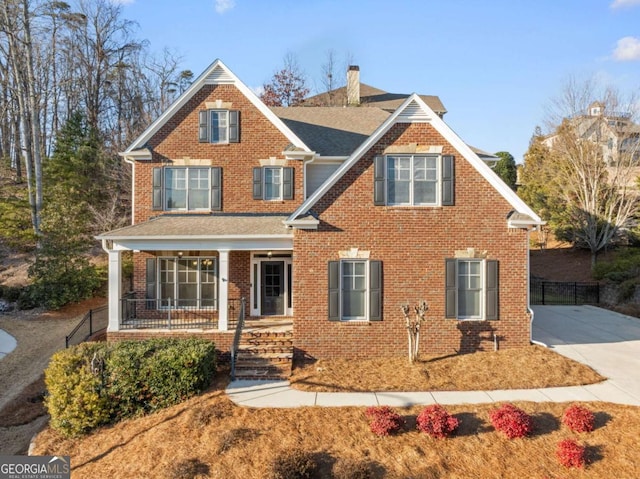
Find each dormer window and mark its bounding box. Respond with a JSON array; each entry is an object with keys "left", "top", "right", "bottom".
[{"left": 198, "top": 109, "right": 240, "bottom": 144}]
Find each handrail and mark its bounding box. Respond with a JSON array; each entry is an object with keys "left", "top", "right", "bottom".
[{"left": 230, "top": 297, "right": 246, "bottom": 381}]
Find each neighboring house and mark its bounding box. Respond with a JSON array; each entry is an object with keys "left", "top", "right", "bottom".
[
  {"left": 543, "top": 101, "right": 640, "bottom": 166},
  {"left": 97, "top": 59, "right": 542, "bottom": 361}
]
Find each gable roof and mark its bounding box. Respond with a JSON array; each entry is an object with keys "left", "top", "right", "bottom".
[
  {"left": 122, "top": 59, "right": 310, "bottom": 155},
  {"left": 286, "top": 94, "right": 542, "bottom": 228},
  {"left": 303, "top": 82, "right": 447, "bottom": 116}
]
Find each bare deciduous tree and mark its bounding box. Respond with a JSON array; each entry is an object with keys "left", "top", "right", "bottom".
[{"left": 525, "top": 77, "right": 640, "bottom": 268}]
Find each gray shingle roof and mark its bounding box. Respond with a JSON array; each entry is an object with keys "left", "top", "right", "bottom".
[
  {"left": 271, "top": 107, "right": 391, "bottom": 156},
  {"left": 98, "top": 214, "right": 293, "bottom": 239},
  {"left": 303, "top": 83, "right": 447, "bottom": 115}
]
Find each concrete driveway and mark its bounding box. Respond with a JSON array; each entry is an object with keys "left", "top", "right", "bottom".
[{"left": 532, "top": 305, "right": 640, "bottom": 405}]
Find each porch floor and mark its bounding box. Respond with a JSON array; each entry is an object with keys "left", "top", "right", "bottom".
[{"left": 243, "top": 318, "right": 293, "bottom": 334}]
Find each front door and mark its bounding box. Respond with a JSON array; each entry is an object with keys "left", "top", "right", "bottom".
[{"left": 261, "top": 261, "right": 285, "bottom": 315}]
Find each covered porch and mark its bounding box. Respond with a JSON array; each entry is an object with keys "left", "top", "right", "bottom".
[{"left": 97, "top": 214, "right": 294, "bottom": 333}]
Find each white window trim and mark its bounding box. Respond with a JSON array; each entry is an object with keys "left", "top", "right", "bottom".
[
  {"left": 263, "top": 166, "right": 283, "bottom": 201},
  {"left": 157, "top": 256, "right": 218, "bottom": 310},
  {"left": 386, "top": 154, "right": 441, "bottom": 207},
  {"left": 164, "top": 167, "right": 211, "bottom": 211},
  {"left": 457, "top": 258, "right": 485, "bottom": 320},
  {"left": 210, "top": 109, "right": 229, "bottom": 144},
  {"left": 340, "top": 259, "right": 369, "bottom": 321}
]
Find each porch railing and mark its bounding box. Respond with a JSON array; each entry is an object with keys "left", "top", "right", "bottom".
[
  {"left": 120, "top": 292, "right": 242, "bottom": 330},
  {"left": 230, "top": 297, "right": 246, "bottom": 381}
]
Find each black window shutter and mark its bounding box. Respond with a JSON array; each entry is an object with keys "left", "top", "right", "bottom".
[
  {"left": 198, "top": 110, "right": 209, "bottom": 142},
  {"left": 211, "top": 167, "right": 222, "bottom": 211},
  {"left": 373, "top": 155, "right": 385, "bottom": 205},
  {"left": 485, "top": 259, "right": 499, "bottom": 320},
  {"left": 328, "top": 261, "right": 340, "bottom": 321},
  {"left": 442, "top": 155, "right": 455, "bottom": 206},
  {"left": 283, "top": 167, "right": 294, "bottom": 200},
  {"left": 229, "top": 110, "right": 240, "bottom": 143},
  {"left": 145, "top": 258, "right": 156, "bottom": 309},
  {"left": 152, "top": 167, "right": 163, "bottom": 210},
  {"left": 445, "top": 258, "right": 458, "bottom": 318},
  {"left": 369, "top": 260, "right": 382, "bottom": 321},
  {"left": 252, "top": 167, "right": 263, "bottom": 199}
]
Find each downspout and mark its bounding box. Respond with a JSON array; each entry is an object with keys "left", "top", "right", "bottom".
[{"left": 528, "top": 227, "right": 547, "bottom": 347}]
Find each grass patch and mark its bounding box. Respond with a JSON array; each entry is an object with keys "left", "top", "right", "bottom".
[
  {"left": 32, "top": 370, "right": 640, "bottom": 478},
  {"left": 290, "top": 345, "right": 604, "bottom": 392}
]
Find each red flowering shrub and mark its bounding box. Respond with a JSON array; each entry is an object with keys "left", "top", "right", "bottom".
[
  {"left": 562, "top": 404, "right": 595, "bottom": 433},
  {"left": 364, "top": 406, "right": 404, "bottom": 436},
  {"left": 556, "top": 439, "right": 587, "bottom": 468},
  {"left": 416, "top": 405, "right": 459, "bottom": 439},
  {"left": 488, "top": 403, "right": 533, "bottom": 439}
]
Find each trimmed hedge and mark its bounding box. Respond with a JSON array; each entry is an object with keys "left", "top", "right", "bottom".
[{"left": 44, "top": 338, "right": 216, "bottom": 437}]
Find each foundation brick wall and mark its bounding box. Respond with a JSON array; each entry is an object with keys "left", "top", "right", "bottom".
[{"left": 292, "top": 122, "right": 531, "bottom": 359}]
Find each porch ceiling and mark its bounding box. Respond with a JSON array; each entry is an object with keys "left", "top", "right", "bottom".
[{"left": 97, "top": 214, "right": 294, "bottom": 251}]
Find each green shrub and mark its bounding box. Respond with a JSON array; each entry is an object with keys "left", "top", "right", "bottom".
[
  {"left": 44, "top": 338, "right": 216, "bottom": 436},
  {"left": 0, "top": 285, "right": 21, "bottom": 302},
  {"left": 106, "top": 338, "right": 216, "bottom": 417},
  {"left": 44, "top": 344, "right": 110, "bottom": 437}
]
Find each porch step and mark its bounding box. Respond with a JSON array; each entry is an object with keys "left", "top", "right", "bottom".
[{"left": 234, "top": 329, "right": 294, "bottom": 380}]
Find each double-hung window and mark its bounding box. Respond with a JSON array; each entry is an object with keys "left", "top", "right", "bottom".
[
  {"left": 152, "top": 166, "right": 222, "bottom": 211},
  {"left": 150, "top": 257, "right": 218, "bottom": 309},
  {"left": 165, "top": 167, "right": 209, "bottom": 210},
  {"left": 198, "top": 109, "right": 240, "bottom": 144},
  {"left": 445, "top": 258, "right": 498, "bottom": 320},
  {"left": 328, "top": 259, "right": 382, "bottom": 321},
  {"left": 374, "top": 155, "right": 455, "bottom": 206},
  {"left": 387, "top": 155, "right": 438, "bottom": 205},
  {"left": 253, "top": 166, "right": 294, "bottom": 200}
]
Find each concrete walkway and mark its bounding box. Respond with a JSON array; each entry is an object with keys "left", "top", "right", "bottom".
[
  {"left": 0, "top": 329, "right": 16, "bottom": 360},
  {"left": 226, "top": 306, "right": 640, "bottom": 407}
]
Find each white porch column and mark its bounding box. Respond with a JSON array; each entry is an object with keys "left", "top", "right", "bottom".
[
  {"left": 218, "top": 249, "right": 230, "bottom": 331},
  {"left": 107, "top": 249, "right": 122, "bottom": 332}
]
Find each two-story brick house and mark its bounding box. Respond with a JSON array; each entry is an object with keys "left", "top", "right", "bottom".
[{"left": 98, "top": 59, "right": 542, "bottom": 364}]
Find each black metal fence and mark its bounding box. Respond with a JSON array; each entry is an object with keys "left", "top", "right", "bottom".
[
  {"left": 65, "top": 305, "right": 109, "bottom": 348},
  {"left": 530, "top": 280, "right": 600, "bottom": 305}
]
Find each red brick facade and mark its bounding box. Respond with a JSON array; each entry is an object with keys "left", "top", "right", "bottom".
[
  {"left": 133, "top": 84, "right": 304, "bottom": 224},
  {"left": 292, "top": 123, "right": 530, "bottom": 358},
  {"left": 109, "top": 66, "right": 533, "bottom": 360}
]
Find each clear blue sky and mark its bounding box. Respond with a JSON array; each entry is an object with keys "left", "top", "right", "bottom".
[{"left": 117, "top": 0, "right": 640, "bottom": 162}]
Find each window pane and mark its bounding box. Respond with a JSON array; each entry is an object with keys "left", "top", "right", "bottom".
[
  {"left": 343, "top": 290, "right": 365, "bottom": 317},
  {"left": 188, "top": 169, "right": 210, "bottom": 209},
  {"left": 459, "top": 290, "right": 481, "bottom": 317},
  {"left": 165, "top": 169, "right": 186, "bottom": 209},
  {"left": 414, "top": 180, "right": 436, "bottom": 204},
  {"left": 264, "top": 168, "right": 282, "bottom": 200},
  {"left": 211, "top": 111, "right": 228, "bottom": 143},
  {"left": 201, "top": 283, "right": 216, "bottom": 307}
]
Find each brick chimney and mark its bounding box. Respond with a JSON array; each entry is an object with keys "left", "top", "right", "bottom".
[{"left": 347, "top": 65, "right": 360, "bottom": 106}]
